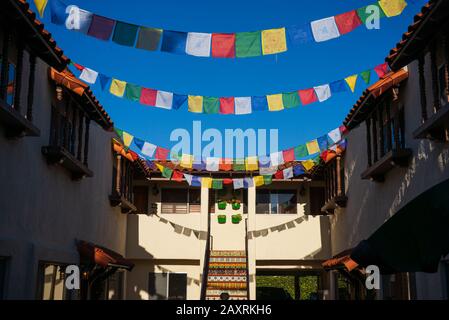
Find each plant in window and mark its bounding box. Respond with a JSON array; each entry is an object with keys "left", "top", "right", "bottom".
[
  {"left": 217, "top": 214, "right": 227, "bottom": 224},
  {"left": 217, "top": 199, "right": 227, "bottom": 210},
  {"left": 231, "top": 214, "right": 242, "bottom": 224}
]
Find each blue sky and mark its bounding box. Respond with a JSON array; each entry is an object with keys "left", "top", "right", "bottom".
[{"left": 34, "top": 0, "right": 425, "bottom": 156}]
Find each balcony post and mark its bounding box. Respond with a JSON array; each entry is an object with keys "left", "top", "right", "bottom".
[
  {"left": 26, "top": 54, "right": 36, "bottom": 121},
  {"left": 83, "top": 117, "right": 90, "bottom": 166},
  {"left": 336, "top": 156, "right": 342, "bottom": 197},
  {"left": 116, "top": 155, "right": 122, "bottom": 194},
  {"left": 366, "top": 118, "right": 372, "bottom": 167},
  {"left": 418, "top": 55, "right": 428, "bottom": 122},
  {"left": 13, "top": 40, "right": 24, "bottom": 112},
  {"left": 430, "top": 41, "right": 440, "bottom": 112}
]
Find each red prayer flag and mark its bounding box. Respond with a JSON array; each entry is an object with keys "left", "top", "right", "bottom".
[
  {"left": 223, "top": 178, "right": 233, "bottom": 185},
  {"left": 334, "top": 10, "right": 362, "bottom": 35},
  {"left": 283, "top": 148, "right": 295, "bottom": 163},
  {"left": 274, "top": 170, "right": 284, "bottom": 179},
  {"left": 211, "top": 33, "right": 236, "bottom": 58},
  {"left": 140, "top": 88, "right": 157, "bottom": 106},
  {"left": 129, "top": 150, "right": 139, "bottom": 161},
  {"left": 155, "top": 147, "right": 169, "bottom": 160},
  {"left": 374, "top": 63, "right": 389, "bottom": 78},
  {"left": 219, "top": 97, "right": 235, "bottom": 114},
  {"left": 219, "top": 158, "right": 233, "bottom": 171},
  {"left": 298, "top": 88, "right": 318, "bottom": 105},
  {"left": 172, "top": 170, "right": 184, "bottom": 182},
  {"left": 72, "top": 62, "right": 84, "bottom": 71},
  {"left": 339, "top": 125, "right": 348, "bottom": 135}
]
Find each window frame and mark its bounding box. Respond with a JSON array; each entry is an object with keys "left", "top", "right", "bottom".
[
  {"left": 148, "top": 272, "right": 187, "bottom": 300},
  {"left": 36, "top": 262, "right": 72, "bottom": 300},
  {"left": 256, "top": 189, "right": 298, "bottom": 215},
  {"left": 160, "top": 187, "right": 201, "bottom": 214}
]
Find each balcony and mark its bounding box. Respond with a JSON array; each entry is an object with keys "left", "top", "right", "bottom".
[
  {"left": 413, "top": 103, "right": 449, "bottom": 141},
  {"left": 0, "top": 98, "right": 39, "bottom": 138},
  {"left": 109, "top": 191, "right": 137, "bottom": 214},
  {"left": 321, "top": 156, "right": 347, "bottom": 214},
  {"left": 361, "top": 148, "right": 412, "bottom": 182},
  {"left": 42, "top": 145, "right": 93, "bottom": 180}
]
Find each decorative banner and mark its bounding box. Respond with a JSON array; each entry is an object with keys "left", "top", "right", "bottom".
[
  {"left": 69, "top": 60, "right": 389, "bottom": 115},
  {"left": 248, "top": 215, "right": 309, "bottom": 239},
  {"left": 115, "top": 125, "right": 347, "bottom": 167},
  {"left": 44, "top": 0, "right": 408, "bottom": 59}
]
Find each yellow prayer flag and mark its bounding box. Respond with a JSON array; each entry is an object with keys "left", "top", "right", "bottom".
[
  {"left": 245, "top": 156, "right": 259, "bottom": 171},
  {"left": 188, "top": 95, "right": 203, "bottom": 113},
  {"left": 262, "top": 28, "right": 287, "bottom": 55},
  {"left": 267, "top": 94, "right": 284, "bottom": 111},
  {"left": 253, "top": 176, "right": 264, "bottom": 187},
  {"left": 345, "top": 74, "right": 358, "bottom": 93},
  {"left": 110, "top": 79, "right": 127, "bottom": 97},
  {"left": 379, "top": 0, "right": 407, "bottom": 17},
  {"left": 181, "top": 154, "right": 194, "bottom": 169},
  {"left": 302, "top": 160, "right": 315, "bottom": 172},
  {"left": 306, "top": 140, "right": 320, "bottom": 155},
  {"left": 122, "top": 131, "right": 134, "bottom": 148},
  {"left": 201, "top": 177, "right": 212, "bottom": 188},
  {"left": 155, "top": 163, "right": 165, "bottom": 173},
  {"left": 34, "top": 0, "right": 48, "bottom": 17}
]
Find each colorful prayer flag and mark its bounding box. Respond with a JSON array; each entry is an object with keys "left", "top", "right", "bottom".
[
  {"left": 99, "top": 74, "right": 111, "bottom": 91},
  {"left": 136, "top": 27, "right": 162, "bottom": 51},
  {"left": 263, "top": 175, "right": 272, "bottom": 185},
  {"left": 251, "top": 96, "right": 268, "bottom": 112},
  {"left": 329, "top": 80, "right": 348, "bottom": 94},
  {"left": 270, "top": 151, "right": 284, "bottom": 167},
  {"left": 212, "top": 179, "right": 223, "bottom": 189},
  {"left": 261, "top": 28, "right": 287, "bottom": 55},
  {"left": 34, "top": 0, "right": 48, "bottom": 17},
  {"left": 173, "top": 94, "right": 187, "bottom": 110},
  {"left": 294, "top": 145, "right": 308, "bottom": 159},
  {"left": 267, "top": 94, "right": 284, "bottom": 111},
  {"left": 298, "top": 88, "right": 318, "bottom": 105},
  {"left": 155, "top": 90, "right": 173, "bottom": 109},
  {"left": 378, "top": 0, "right": 407, "bottom": 17},
  {"left": 109, "top": 79, "right": 126, "bottom": 97},
  {"left": 283, "top": 167, "right": 294, "bottom": 179},
  {"left": 327, "top": 127, "right": 342, "bottom": 144},
  {"left": 334, "top": 10, "right": 362, "bottom": 35},
  {"left": 201, "top": 177, "right": 212, "bottom": 188},
  {"left": 50, "top": 0, "right": 67, "bottom": 25},
  {"left": 161, "top": 31, "right": 187, "bottom": 55},
  {"left": 186, "top": 32, "right": 212, "bottom": 57},
  {"left": 313, "top": 84, "right": 331, "bottom": 102},
  {"left": 274, "top": 170, "right": 284, "bottom": 180},
  {"left": 360, "top": 70, "right": 371, "bottom": 84},
  {"left": 184, "top": 173, "right": 194, "bottom": 186},
  {"left": 172, "top": 170, "right": 184, "bottom": 182},
  {"left": 211, "top": 33, "right": 235, "bottom": 58},
  {"left": 253, "top": 175, "right": 264, "bottom": 187},
  {"left": 140, "top": 88, "right": 157, "bottom": 106},
  {"left": 357, "top": 4, "right": 385, "bottom": 24},
  {"left": 302, "top": 159, "right": 315, "bottom": 171},
  {"left": 243, "top": 178, "right": 254, "bottom": 188},
  {"left": 155, "top": 147, "right": 169, "bottom": 160},
  {"left": 112, "top": 21, "right": 139, "bottom": 47},
  {"left": 235, "top": 31, "right": 262, "bottom": 58},
  {"left": 282, "top": 92, "right": 300, "bottom": 109},
  {"left": 121, "top": 131, "right": 133, "bottom": 147},
  {"left": 181, "top": 154, "right": 194, "bottom": 169},
  {"left": 162, "top": 167, "right": 173, "bottom": 179},
  {"left": 233, "top": 178, "right": 244, "bottom": 189},
  {"left": 219, "top": 97, "right": 235, "bottom": 114},
  {"left": 374, "top": 62, "right": 389, "bottom": 78},
  {"left": 79, "top": 67, "right": 98, "bottom": 84},
  {"left": 233, "top": 159, "right": 246, "bottom": 171},
  {"left": 310, "top": 16, "right": 340, "bottom": 42},
  {"left": 283, "top": 148, "right": 295, "bottom": 163},
  {"left": 306, "top": 140, "right": 320, "bottom": 155},
  {"left": 293, "top": 164, "right": 305, "bottom": 176},
  {"left": 125, "top": 83, "right": 141, "bottom": 102},
  {"left": 203, "top": 96, "right": 219, "bottom": 114},
  {"left": 235, "top": 97, "right": 252, "bottom": 115},
  {"left": 188, "top": 95, "right": 203, "bottom": 113},
  {"left": 219, "top": 158, "right": 233, "bottom": 171},
  {"left": 317, "top": 135, "right": 329, "bottom": 151},
  {"left": 287, "top": 23, "right": 313, "bottom": 45},
  {"left": 206, "top": 157, "right": 220, "bottom": 171},
  {"left": 345, "top": 74, "right": 358, "bottom": 92},
  {"left": 87, "top": 15, "right": 115, "bottom": 41},
  {"left": 245, "top": 156, "right": 259, "bottom": 171}
]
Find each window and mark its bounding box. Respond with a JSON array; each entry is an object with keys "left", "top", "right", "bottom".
[
  {"left": 309, "top": 187, "right": 325, "bottom": 215},
  {"left": 37, "top": 263, "right": 71, "bottom": 300},
  {"left": 0, "top": 257, "right": 7, "bottom": 300},
  {"left": 148, "top": 272, "right": 187, "bottom": 300},
  {"left": 0, "top": 52, "right": 16, "bottom": 107},
  {"left": 323, "top": 156, "right": 347, "bottom": 213},
  {"left": 438, "top": 65, "right": 448, "bottom": 107},
  {"left": 133, "top": 186, "right": 149, "bottom": 214},
  {"left": 111, "top": 155, "right": 134, "bottom": 203},
  {"left": 105, "top": 271, "right": 124, "bottom": 300},
  {"left": 161, "top": 188, "right": 200, "bottom": 214},
  {"left": 256, "top": 189, "right": 297, "bottom": 214}
]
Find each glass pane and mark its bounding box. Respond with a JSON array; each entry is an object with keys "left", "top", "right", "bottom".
[
  {"left": 168, "top": 273, "right": 187, "bottom": 300},
  {"left": 161, "top": 189, "right": 188, "bottom": 203},
  {"left": 277, "top": 191, "right": 297, "bottom": 214},
  {"left": 256, "top": 190, "right": 270, "bottom": 214},
  {"left": 148, "top": 273, "right": 168, "bottom": 300},
  {"left": 270, "top": 193, "right": 278, "bottom": 214},
  {"left": 42, "top": 264, "right": 56, "bottom": 300},
  {"left": 188, "top": 189, "right": 201, "bottom": 205}
]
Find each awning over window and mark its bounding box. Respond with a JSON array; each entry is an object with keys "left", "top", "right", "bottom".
[
  {"left": 322, "top": 249, "right": 359, "bottom": 272},
  {"left": 350, "top": 178, "right": 449, "bottom": 274},
  {"left": 77, "top": 240, "right": 134, "bottom": 271}
]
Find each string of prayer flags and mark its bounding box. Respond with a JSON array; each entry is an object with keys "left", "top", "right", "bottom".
[
  {"left": 70, "top": 60, "right": 389, "bottom": 114},
  {"left": 48, "top": 0, "right": 408, "bottom": 59}
]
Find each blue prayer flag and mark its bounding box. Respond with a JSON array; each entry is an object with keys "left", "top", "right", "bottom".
[
  {"left": 99, "top": 73, "right": 110, "bottom": 91},
  {"left": 329, "top": 80, "right": 348, "bottom": 94},
  {"left": 252, "top": 96, "right": 268, "bottom": 112},
  {"left": 287, "top": 24, "right": 313, "bottom": 45},
  {"left": 173, "top": 94, "right": 187, "bottom": 110},
  {"left": 50, "top": 0, "right": 68, "bottom": 25},
  {"left": 161, "top": 31, "right": 187, "bottom": 55}
]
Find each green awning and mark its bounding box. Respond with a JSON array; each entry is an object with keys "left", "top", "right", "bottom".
[{"left": 351, "top": 178, "right": 449, "bottom": 274}]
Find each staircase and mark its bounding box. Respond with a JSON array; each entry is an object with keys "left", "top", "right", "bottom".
[{"left": 205, "top": 250, "right": 249, "bottom": 300}]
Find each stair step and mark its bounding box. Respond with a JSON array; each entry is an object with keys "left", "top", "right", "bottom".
[
  {"left": 207, "top": 281, "right": 247, "bottom": 290},
  {"left": 208, "top": 262, "right": 247, "bottom": 269},
  {"left": 210, "top": 250, "right": 246, "bottom": 257},
  {"left": 208, "top": 275, "right": 247, "bottom": 282},
  {"left": 207, "top": 269, "right": 247, "bottom": 276}
]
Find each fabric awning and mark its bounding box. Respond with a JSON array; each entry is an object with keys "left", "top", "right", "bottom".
[
  {"left": 350, "top": 178, "right": 449, "bottom": 274},
  {"left": 77, "top": 240, "right": 134, "bottom": 271},
  {"left": 322, "top": 249, "right": 359, "bottom": 272}
]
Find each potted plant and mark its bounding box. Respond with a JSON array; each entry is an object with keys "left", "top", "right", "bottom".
[
  {"left": 218, "top": 199, "right": 227, "bottom": 210},
  {"left": 217, "top": 215, "right": 227, "bottom": 224},
  {"left": 231, "top": 214, "right": 242, "bottom": 224},
  {"left": 232, "top": 199, "right": 241, "bottom": 210}
]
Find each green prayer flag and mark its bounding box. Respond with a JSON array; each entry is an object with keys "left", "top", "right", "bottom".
[
  {"left": 233, "top": 159, "right": 246, "bottom": 171},
  {"left": 282, "top": 91, "right": 301, "bottom": 108},
  {"left": 263, "top": 175, "right": 272, "bottom": 185},
  {"left": 294, "top": 145, "right": 308, "bottom": 159},
  {"left": 203, "top": 96, "right": 219, "bottom": 114},
  {"left": 312, "top": 155, "right": 322, "bottom": 164},
  {"left": 162, "top": 167, "right": 173, "bottom": 179},
  {"left": 136, "top": 27, "right": 162, "bottom": 51},
  {"left": 236, "top": 31, "right": 262, "bottom": 58},
  {"left": 114, "top": 128, "right": 123, "bottom": 139},
  {"left": 212, "top": 179, "right": 223, "bottom": 189},
  {"left": 357, "top": 4, "right": 386, "bottom": 24},
  {"left": 112, "top": 21, "right": 139, "bottom": 47},
  {"left": 360, "top": 70, "right": 371, "bottom": 84},
  {"left": 125, "top": 83, "right": 141, "bottom": 102}
]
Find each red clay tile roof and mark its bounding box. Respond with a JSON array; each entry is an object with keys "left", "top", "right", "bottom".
[
  {"left": 343, "top": 69, "right": 409, "bottom": 129},
  {"left": 50, "top": 68, "right": 114, "bottom": 130},
  {"left": 386, "top": 0, "right": 449, "bottom": 71},
  {"left": 112, "top": 139, "right": 154, "bottom": 178},
  {"left": 3, "top": 0, "right": 70, "bottom": 70}
]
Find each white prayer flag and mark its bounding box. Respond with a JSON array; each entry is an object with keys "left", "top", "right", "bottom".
[
  {"left": 65, "top": 6, "right": 93, "bottom": 33},
  {"left": 141, "top": 142, "right": 157, "bottom": 157},
  {"left": 184, "top": 174, "right": 193, "bottom": 185},
  {"left": 311, "top": 17, "right": 340, "bottom": 42},
  {"left": 270, "top": 151, "right": 284, "bottom": 167},
  {"left": 313, "top": 84, "right": 331, "bottom": 102},
  {"left": 235, "top": 97, "right": 252, "bottom": 115},
  {"left": 233, "top": 178, "right": 244, "bottom": 189},
  {"left": 283, "top": 167, "right": 294, "bottom": 179},
  {"left": 186, "top": 32, "right": 212, "bottom": 57},
  {"left": 206, "top": 157, "right": 219, "bottom": 171},
  {"left": 328, "top": 127, "right": 342, "bottom": 144},
  {"left": 79, "top": 67, "right": 98, "bottom": 84},
  {"left": 155, "top": 90, "right": 173, "bottom": 109}
]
